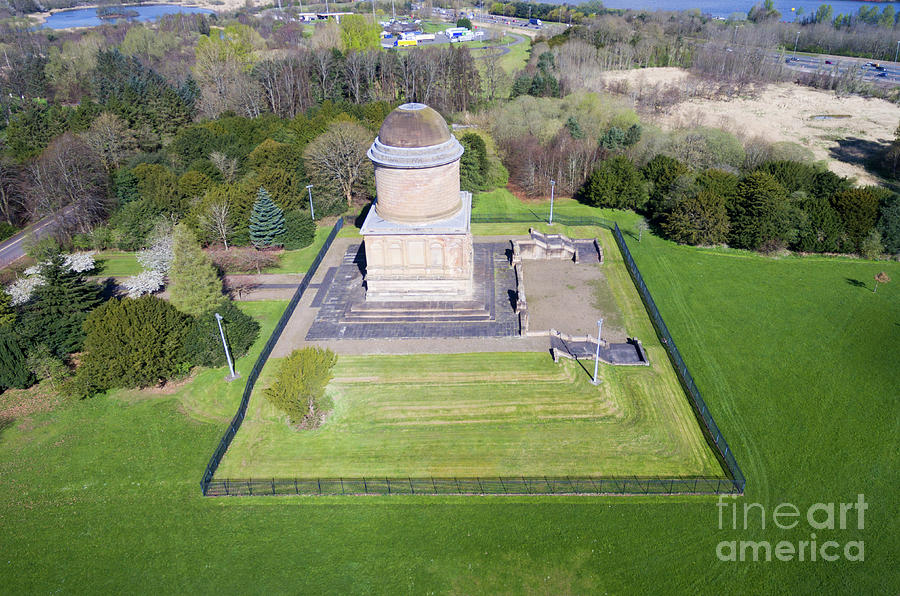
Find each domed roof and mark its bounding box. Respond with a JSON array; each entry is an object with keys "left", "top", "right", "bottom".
[{"left": 378, "top": 103, "right": 451, "bottom": 148}]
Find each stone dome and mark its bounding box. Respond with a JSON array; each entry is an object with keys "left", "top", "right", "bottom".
[
  {"left": 378, "top": 103, "right": 451, "bottom": 148},
  {"left": 367, "top": 103, "right": 465, "bottom": 224}
]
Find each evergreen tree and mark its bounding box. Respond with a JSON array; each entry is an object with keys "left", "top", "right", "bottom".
[
  {"left": 249, "top": 187, "right": 286, "bottom": 249},
  {"left": 877, "top": 194, "right": 900, "bottom": 254},
  {"left": 0, "top": 329, "right": 34, "bottom": 390},
  {"left": 72, "top": 296, "right": 190, "bottom": 396},
  {"left": 169, "top": 224, "right": 223, "bottom": 317},
  {"left": 181, "top": 300, "right": 259, "bottom": 368},
  {"left": 565, "top": 116, "right": 585, "bottom": 140},
  {"left": 729, "top": 172, "right": 793, "bottom": 250},
  {"left": 282, "top": 210, "right": 316, "bottom": 250},
  {"left": 831, "top": 187, "right": 881, "bottom": 251},
  {"left": 577, "top": 156, "right": 648, "bottom": 210},
  {"left": 265, "top": 347, "right": 337, "bottom": 427},
  {"left": 0, "top": 290, "right": 15, "bottom": 328},
  {"left": 661, "top": 191, "right": 730, "bottom": 246},
  {"left": 642, "top": 154, "right": 691, "bottom": 221},
  {"left": 794, "top": 194, "right": 844, "bottom": 253},
  {"left": 459, "top": 133, "right": 488, "bottom": 192},
  {"left": 18, "top": 255, "right": 103, "bottom": 358}
]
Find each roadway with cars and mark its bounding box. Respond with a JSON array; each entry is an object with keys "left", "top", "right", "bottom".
[{"left": 781, "top": 52, "right": 900, "bottom": 85}]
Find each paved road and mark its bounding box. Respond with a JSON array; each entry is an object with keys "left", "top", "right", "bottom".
[
  {"left": 780, "top": 52, "right": 900, "bottom": 85},
  {"left": 0, "top": 211, "right": 69, "bottom": 270}
]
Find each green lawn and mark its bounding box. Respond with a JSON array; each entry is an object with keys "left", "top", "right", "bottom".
[
  {"left": 221, "top": 226, "right": 719, "bottom": 479},
  {"left": 94, "top": 251, "right": 142, "bottom": 277},
  {"left": 0, "top": 208, "right": 897, "bottom": 593}
]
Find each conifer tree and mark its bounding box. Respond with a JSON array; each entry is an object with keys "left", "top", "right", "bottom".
[
  {"left": 18, "top": 254, "right": 103, "bottom": 358},
  {"left": 169, "top": 223, "right": 223, "bottom": 317},
  {"left": 0, "top": 329, "right": 34, "bottom": 390},
  {"left": 249, "top": 187, "right": 285, "bottom": 249}
]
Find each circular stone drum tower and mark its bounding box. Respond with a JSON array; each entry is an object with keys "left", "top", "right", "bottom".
[{"left": 361, "top": 103, "right": 474, "bottom": 301}]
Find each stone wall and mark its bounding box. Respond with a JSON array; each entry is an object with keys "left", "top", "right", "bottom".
[{"left": 374, "top": 161, "right": 461, "bottom": 223}]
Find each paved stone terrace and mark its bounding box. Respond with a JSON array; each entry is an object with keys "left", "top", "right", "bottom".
[
  {"left": 550, "top": 334, "right": 648, "bottom": 366},
  {"left": 305, "top": 243, "right": 519, "bottom": 340}
]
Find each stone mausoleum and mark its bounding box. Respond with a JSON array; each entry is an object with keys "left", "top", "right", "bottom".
[{"left": 361, "top": 102, "right": 474, "bottom": 301}]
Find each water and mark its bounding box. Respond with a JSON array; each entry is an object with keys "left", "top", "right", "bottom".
[
  {"left": 41, "top": 4, "right": 214, "bottom": 29},
  {"left": 590, "top": 0, "right": 900, "bottom": 21}
]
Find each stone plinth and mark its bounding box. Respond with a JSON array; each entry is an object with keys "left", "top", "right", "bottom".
[{"left": 362, "top": 192, "right": 473, "bottom": 301}]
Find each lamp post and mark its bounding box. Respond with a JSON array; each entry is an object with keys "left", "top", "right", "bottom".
[
  {"left": 591, "top": 318, "right": 602, "bottom": 385},
  {"left": 549, "top": 179, "right": 555, "bottom": 225},
  {"left": 306, "top": 184, "right": 315, "bottom": 220},
  {"left": 793, "top": 31, "right": 800, "bottom": 59},
  {"left": 895, "top": 40, "right": 899, "bottom": 63},
  {"left": 215, "top": 313, "right": 239, "bottom": 381}
]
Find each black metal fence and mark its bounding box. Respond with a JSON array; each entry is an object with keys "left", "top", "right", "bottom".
[
  {"left": 203, "top": 476, "right": 737, "bottom": 497},
  {"left": 199, "top": 218, "right": 343, "bottom": 496},
  {"left": 611, "top": 223, "right": 746, "bottom": 494},
  {"left": 200, "top": 212, "right": 745, "bottom": 496}
]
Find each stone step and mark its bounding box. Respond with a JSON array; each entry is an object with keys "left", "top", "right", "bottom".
[
  {"left": 342, "top": 313, "right": 493, "bottom": 323},
  {"left": 350, "top": 300, "right": 487, "bottom": 313}
]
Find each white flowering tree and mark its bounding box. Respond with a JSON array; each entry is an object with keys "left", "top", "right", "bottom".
[
  {"left": 122, "top": 270, "right": 165, "bottom": 298},
  {"left": 137, "top": 226, "right": 175, "bottom": 274},
  {"left": 7, "top": 276, "right": 44, "bottom": 306}
]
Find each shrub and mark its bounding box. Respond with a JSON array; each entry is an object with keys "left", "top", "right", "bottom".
[
  {"left": 265, "top": 347, "right": 337, "bottom": 428},
  {"left": 728, "top": 172, "right": 793, "bottom": 250},
  {"left": 831, "top": 187, "right": 881, "bottom": 251},
  {"left": 71, "top": 296, "right": 190, "bottom": 397},
  {"left": 0, "top": 329, "right": 34, "bottom": 390},
  {"left": 877, "top": 194, "right": 900, "bottom": 254},
  {"left": 181, "top": 300, "right": 259, "bottom": 368},
  {"left": 208, "top": 247, "right": 279, "bottom": 274},
  {"left": 661, "top": 191, "right": 730, "bottom": 246},
  {"left": 859, "top": 229, "right": 884, "bottom": 260},
  {"left": 459, "top": 133, "right": 488, "bottom": 192},
  {"left": 282, "top": 210, "right": 316, "bottom": 250},
  {"left": 577, "top": 155, "right": 647, "bottom": 210},
  {"left": 664, "top": 128, "right": 744, "bottom": 171}
]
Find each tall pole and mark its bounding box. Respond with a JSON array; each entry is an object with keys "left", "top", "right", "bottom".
[
  {"left": 591, "top": 318, "right": 602, "bottom": 385},
  {"left": 215, "top": 313, "right": 238, "bottom": 381},
  {"left": 793, "top": 31, "right": 800, "bottom": 58},
  {"left": 306, "top": 184, "right": 315, "bottom": 220},
  {"left": 549, "top": 179, "right": 555, "bottom": 225},
  {"left": 895, "top": 40, "right": 899, "bottom": 63}
]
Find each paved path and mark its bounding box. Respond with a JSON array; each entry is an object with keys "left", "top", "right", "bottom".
[{"left": 0, "top": 207, "right": 75, "bottom": 270}]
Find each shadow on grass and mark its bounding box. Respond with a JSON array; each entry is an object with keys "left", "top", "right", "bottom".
[
  {"left": 845, "top": 277, "right": 868, "bottom": 289},
  {"left": 827, "top": 137, "right": 893, "bottom": 183},
  {"left": 0, "top": 415, "right": 14, "bottom": 441}
]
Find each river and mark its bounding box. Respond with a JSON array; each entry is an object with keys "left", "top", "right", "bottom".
[
  {"left": 590, "top": 0, "right": 900, "bottom": 20},
  {"left": 41, "top": 4, "right": 214, "bottom": 29}
]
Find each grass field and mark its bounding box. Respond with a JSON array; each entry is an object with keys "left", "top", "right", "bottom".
[
  {"left": 0, "top": 208, "right": 897, "bottom": 593},
  {"left": 94, "top": 251, "right": 142, "bottom": 276},
  {"left": 221, "top": 224, "right": 720, "bottom": 479}
]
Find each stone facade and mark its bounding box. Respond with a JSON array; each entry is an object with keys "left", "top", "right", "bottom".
[{"left": 361, "top": 103, "right": 474, "bottom": 302}]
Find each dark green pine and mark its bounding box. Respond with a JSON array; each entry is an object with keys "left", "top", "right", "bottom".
[{"left": 249, "top": 187, "right": 286, "bottom": 249}]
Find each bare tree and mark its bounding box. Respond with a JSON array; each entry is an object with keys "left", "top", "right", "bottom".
[
  {"left": 26, "top": 133, "right": 110, "bottom": 233},
  {"left": 80, "top": 112, "right": 137, "bottom": 173},
  {"left": 303, "top": 121, "right": 374, "bottom": 209},
  {"left": 210, "top": 151, "right": 239, "bottom": 183},
  {"left": 199, "top": 198, "right": 233, "bottom": 250}
]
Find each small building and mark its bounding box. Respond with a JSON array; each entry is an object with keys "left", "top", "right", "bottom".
[{"left": 361, "top": 103, "right": 474, "bottom": 302}]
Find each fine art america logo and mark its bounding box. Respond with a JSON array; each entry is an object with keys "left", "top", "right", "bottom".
[{"left": 716, "top": 495, "right": 867, "bottom": 562}]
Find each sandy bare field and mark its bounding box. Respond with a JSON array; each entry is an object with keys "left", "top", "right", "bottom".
[{"left": 601, "top": 67, "right": 900, "bottom": 184}]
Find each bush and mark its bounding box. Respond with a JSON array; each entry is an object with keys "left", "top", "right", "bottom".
[
  {"left": 0, "top": 329, "right": 34, "bottom": 390},
  {"left": 282, "top": 210, "right": 316, "bottom": 250},
  {"left": 831, "top": 187, "right": 881, "bottom": 251},
  {"left": 577, "top": 155, "right": 647, "bottom": 210},
  {"left": 728, "top": 172, "right": 794, "bottom": 250},
  {"left": 265, "top": 347, "right": 337, "bottom": 428},
  {"left": 181, "top": 300, "right": 259, "bottom": 368},
  {"left": 208, "top": 247, "right": 279, "bottom": 274},
  {"left": 664, "top": 128, "right": 744, "bottom": 171},
  {"left": 877, "top": 194, "right": 900, "bottom": 254},
  {"left": 661, "top": 191, "right": 730, "bottom": 246},
  {"left": 109, "top": 198, "right": 166, "bottom": 251},
  {"left": 71, "top": 296, "right": 190, "bottom": 397},
  {"left": 459, "top": 133, "right": 488, "bottom": 192}
]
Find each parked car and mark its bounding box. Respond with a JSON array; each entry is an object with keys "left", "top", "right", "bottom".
[
  {"left": 825, "top": 60, "right": 833, "bottom": 65},
  {"left": 876, "top": 72, "right": 888, "bottom": 77}
]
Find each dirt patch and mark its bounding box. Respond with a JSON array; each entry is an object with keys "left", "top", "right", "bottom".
[
  {"left": 523, "top": 260, "right": 627, "bottom": 342},
  {"left": 0, "top": 383, "right": 63, "bottom": 430},
  {"left": 607, "top": 68, "right": 900, "bottom": 184}
]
